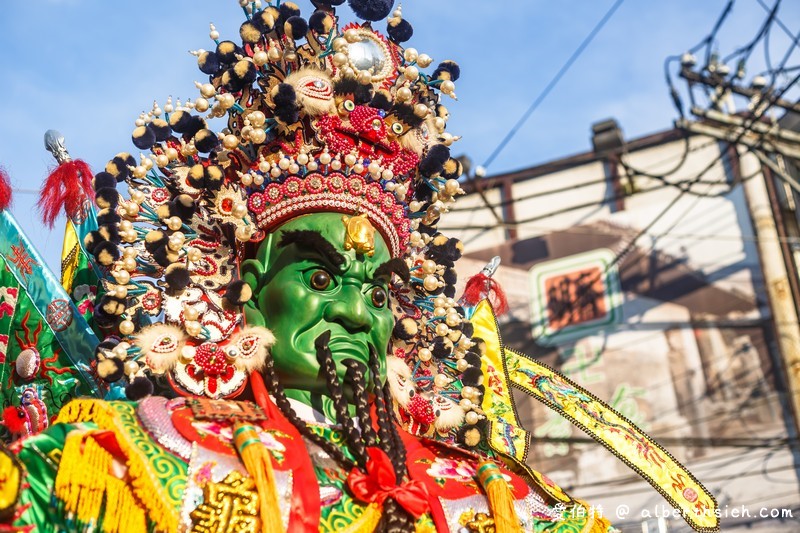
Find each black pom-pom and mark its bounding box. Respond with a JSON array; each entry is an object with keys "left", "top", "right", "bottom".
[
  {"left": 431, "top": 337, "right": 451, "bottom": 359},
  {"left": 461, "top": 367, "right": 482, "bottom": 386},
  {"left": 348, "top": 0, "right": 393, "bottom": 21},
  {"left": 106, "top": 153, "right": 135, "bottom": 181},
  {"left": 387, "top": 18, "right": 413, "bottom": 43},
  {"left": 97, "top": 358, "right": 125, "bottom": 383},
  {"left": 93, "top": 307, "right": 117, "bottom": 328},
  {"left": 125, "top": 376, "right": 154, "bottom": 401},
  {"left": 427, "top": 235, "right": 462, "bottom": 267},
  {"left": 187, "top": 164, "right": 206, "bottom": 189},
  {"left": 165, "top": 264, "right": 192, "bottom": 292},
  {"left": 443, "top": 267, "right": 457, "bottom": 287},
  {"left": 472, "top": 338, "right": 487, "bottom": 357},
  {"left": 273, "top": 83, "right": 299, "bottom": 124},
  {"left": 98, "top": 224, "right": 120, "bottom": 245},
  {"left": 144, "top": 230, "right": 168, "bottom": 253},
  {"left": 205, "top": 165, "right": 224, "bottom": 191},
  {"left": 131, "top": 124, "right": 156, "bottom": 150},
  {"left": 83, "top": 231, "right": 102, "bottom": 254},
  {"left": 231, "top": 59, "right": 258, "bottom": 85},
  {"left": 239, "top": 21, "right": 263, "bottom": 44},
  {"left": 392, "top": 317, "right": 418, "bottom": 341},
  {"left": 309, "top": 10, "right": 335, "bottom": 34},
  {"left": 152, "top": 246, "right": 178, "bottom": 268},
  {"left": 461, "top": 321, "right": 474, "bottom": 338},
  {"left": 464, "top": 351, "right": 481, "bottom": 367},
  {"left": 475, "top": 384, "right": 486, "bottom": 402},
  {"left": 253, "top": 10, "right": 276, "bottom": 32},
  {"left": 183, "top": 116, "right": 207, "bottom": 138},
  {"left": 284, "top": 16, "right": 308, "bottom": 40},
  {"left": 333, "top": 77, "right": 374, "bottom": 104},
  {"left": 193, "top": 129, "right": 220, "bottom": 153},
  {"left": 187, "top": 164, "right": 224, "bottom": 191},
  {"left": 99, "top": 295, "right": 126, "bottom": 316},
  {"left": 93, "top": 241, "right": 120, "bottom": 267},
  {"left": 312, "top": 0, "right": 346, "bottom": 5},
  {"left": 170, "top": 194, "right": 196, "bottom": 221},
  {"left": 150, "top": 119, "right": 172, "bottom": 142},
  {"left": 457, "top": 425, "right": 483, "bottom": 448},
  {"left": 413, "top": 183, "right": 434, "bottom": 203},
  {"left": 432, "top": 60, "right": 460, "bottom": 82},
  {"left": 169, "top": 110, "right": 192, "bottom": 133},
  {"left": 444, "top": 285, "right": 456, "bottom": 298},
  {"left": 389, "top": 103, "right": 424, "bottom": 128},
  {"left": 370, "top": 91, "right": 392, "bottom": 111},
  {"left": 222, "top": 69, "right": 245, "bottom": 93},
  {"left": 96, "top": 207, "right": 121, "bottom": 226},
  {"left": 95, "top": 188, "right": 119, "bottom": 210},
  {"left": 198, "top": 50, "right": 221, "bottom": 75},
  {"left": 419, "top": 144, "right": 451, "bottom": 176},
  {"left": 441, "top": 157, "right": 463, "bottom": 180},
  {"left": 216, "top": 40, "right": 242, "bottom": 64},
  {"left": 224, "top": 280, "right": 253, "bottom": 306},
  {"left": 95, "top": 337, "right": 120, "bottom": 356},
  {"left": 93, "top": 171, "right": 117, "bottom": 191},
  {"left": 279, "top": 2, "right": 301, "bottom": 20}
]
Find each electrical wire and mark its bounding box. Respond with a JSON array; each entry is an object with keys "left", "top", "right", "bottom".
[
  {"left": 722, "top": 0, "right": 781, "bottom": 65},
  {"left": 479, "top": 0, "right": 625, "bottom": 172},
  {"left": 452, "top": 138, "right": 724, "bottom": 214}
]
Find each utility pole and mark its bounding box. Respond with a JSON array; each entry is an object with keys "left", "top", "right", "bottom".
[{"left": 675, "top": 55, "right": 800, "bottom": 434}]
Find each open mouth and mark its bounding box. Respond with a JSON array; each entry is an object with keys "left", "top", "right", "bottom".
[{"left": 333, "top": 127, "right": 397, "bottom": 159}]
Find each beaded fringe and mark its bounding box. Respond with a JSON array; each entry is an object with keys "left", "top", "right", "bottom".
[
  {"left": 56, "top": 399, "right": 178, "bottom": 531},
  {"left": 54, "top": 432, "right": 146, "bottom": 533}
]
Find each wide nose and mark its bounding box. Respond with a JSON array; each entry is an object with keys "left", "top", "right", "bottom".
[{"left": 323, "top": 283, "right": 370, "bottom": 333}]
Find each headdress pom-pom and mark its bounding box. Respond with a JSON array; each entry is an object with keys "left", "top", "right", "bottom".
[{"left": 348, "top": 0, "right": 393, "bottom": 21}]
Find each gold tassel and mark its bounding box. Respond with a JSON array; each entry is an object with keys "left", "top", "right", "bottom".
[
  {"left": 55, "top": 433, "right": 112, "bottom": 528},
  {"left": 233, "top": 422, "right": 285, "bottom": 533},
  {"left": 476, "top": 460, "right": 522, "bottom": 533}
]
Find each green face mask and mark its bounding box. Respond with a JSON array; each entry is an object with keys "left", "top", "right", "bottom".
[{"left": 242, "top": 212, "right": 394, "bottom": 408}]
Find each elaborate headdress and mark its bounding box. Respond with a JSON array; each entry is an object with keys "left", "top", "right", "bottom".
[{"left": 77, "top": 0, "right": 482, "bottom": 448}]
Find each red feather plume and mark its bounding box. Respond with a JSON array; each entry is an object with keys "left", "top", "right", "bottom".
[
  {"left": 38, "top": 159, "right": 95, "bottom": 228},
  {"left": 461, "top": 272, "right": 509, "bottom": 315},
  {"left": 2, "top": 405, "right": 28, "bottom": 435},
  {"left": 0, "top": 167, "right": 12, "bottom": 211}
]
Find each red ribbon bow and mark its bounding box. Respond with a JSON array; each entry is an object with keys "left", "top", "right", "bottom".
[{"left": 346, "top": 447, "right": 430, "bottom": 518}]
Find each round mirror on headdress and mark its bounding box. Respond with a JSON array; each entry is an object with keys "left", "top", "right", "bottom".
[{"left": 342, "top": 24, "right": 400, "bottom": 86}]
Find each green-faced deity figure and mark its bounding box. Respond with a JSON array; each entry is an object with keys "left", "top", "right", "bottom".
[
  {"left": 0, "top": 0, "right": 689, "bottom": 531},
  {"left": 242, "top": 212, "right": 397, "bottom": 419}
]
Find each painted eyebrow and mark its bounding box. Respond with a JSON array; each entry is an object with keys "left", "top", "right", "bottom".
[
  {"left": 373, "top": 257, "right": 410, "bottom": 283},
  {"left": 277, "top": 230, "right": 346, "bottom": 268}
]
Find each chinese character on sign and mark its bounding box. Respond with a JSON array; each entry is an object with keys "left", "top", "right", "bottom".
[{"left": 530, "top": 249, "right": 622, "bottom": 345}]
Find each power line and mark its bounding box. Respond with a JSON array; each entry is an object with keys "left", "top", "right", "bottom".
[
  {"left": 452, "top": 138, "right": 725, "bottom": 214},
  {"left": 479, "top": 0, "right": 625, "bottom": 172}
]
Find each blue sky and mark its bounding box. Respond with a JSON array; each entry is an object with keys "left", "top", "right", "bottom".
[{"left": 0, "top": 0, "right": 797, "bottom": 272}]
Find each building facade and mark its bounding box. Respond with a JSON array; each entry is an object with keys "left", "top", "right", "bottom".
[{"left": 446, "top": 123, "right": 800, "bottom": 531}]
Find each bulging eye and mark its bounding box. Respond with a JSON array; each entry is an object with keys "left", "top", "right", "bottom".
[
  {"left": 371, "top": 286, "right": 387, "bottom": 307},
  {"left": 310, "top": 270, "right": 332, "bottom": 290},
  {"left": 391, "top": 122, "right": 404, "bottom": 135},
  {"left": 343, "top": 99, "right": 356, "bottom": 112}
]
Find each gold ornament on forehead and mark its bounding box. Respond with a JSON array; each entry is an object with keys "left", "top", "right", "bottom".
[{"left": 341, "top": 213, "right": 376, "bottom": 256}]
